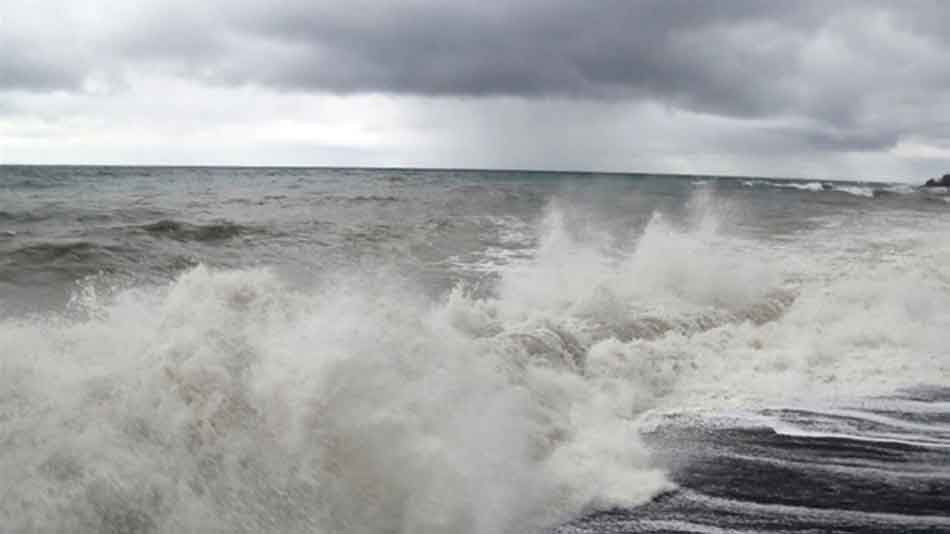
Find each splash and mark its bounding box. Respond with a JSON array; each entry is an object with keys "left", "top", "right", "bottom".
[
  {"left": 2, "top": 196, "right": 949, "bottom": 533},
  {"left": 0, "top": 266, "right": 669, "bottom": 533}
]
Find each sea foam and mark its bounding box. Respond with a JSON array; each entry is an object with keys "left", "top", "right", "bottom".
[{"left": 2, "top": 196, "right": 949, "bottom": 533}]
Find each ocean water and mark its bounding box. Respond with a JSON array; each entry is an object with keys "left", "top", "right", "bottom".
[{"left": 1, "top": 165, "right": 948, "bottom": 533}]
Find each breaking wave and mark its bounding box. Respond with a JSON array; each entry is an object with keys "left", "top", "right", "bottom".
[
  {"left": 2, "top": 198, "right": 948, "bottom": 533},
  {"left": 739, "top": 179, "right": 910, "bottom": 198}
]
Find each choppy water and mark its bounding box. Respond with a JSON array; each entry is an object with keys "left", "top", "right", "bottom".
[{"left": 1, "top": 166, "right": 949, "bottom": 533}]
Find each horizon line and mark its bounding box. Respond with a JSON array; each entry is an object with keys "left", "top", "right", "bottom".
[{"left": 0, "top": 163, "right": 906, "bottom": 184}]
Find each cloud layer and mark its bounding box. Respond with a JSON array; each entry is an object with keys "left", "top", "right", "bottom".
[{"left": 2, "top": 0, "right": 950, "bottom": 179}]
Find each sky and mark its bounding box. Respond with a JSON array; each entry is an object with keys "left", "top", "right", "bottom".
[{"left": 2, "top": 0, "right": 950, "bottom": 181}]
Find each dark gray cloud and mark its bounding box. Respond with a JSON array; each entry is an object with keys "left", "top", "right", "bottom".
[
  {"left": 220, "top": 1, "right": 818, "bottom": 109},
  {"left": 3, "top": 3, "right": 947, "bottom": 112},
  {"left": 2, "top": 0, "right": 950, "bottom": 173}
]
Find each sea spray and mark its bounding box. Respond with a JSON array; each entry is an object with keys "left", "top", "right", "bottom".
[
  {"left": 0, "top": 265, "right": 670, "bottom": 533},
  {"left": 3, "top": 194, "right": 950, "bottom": 533}
]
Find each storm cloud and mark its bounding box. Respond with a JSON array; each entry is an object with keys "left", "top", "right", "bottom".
[{"left": 2, "top": 0, "right": 950, "bottom": 178}]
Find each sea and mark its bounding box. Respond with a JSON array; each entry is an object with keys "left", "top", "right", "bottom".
[{"left": 1, "top": 165, "right": 949, "bottom": 534}]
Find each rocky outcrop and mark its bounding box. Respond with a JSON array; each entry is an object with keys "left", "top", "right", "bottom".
[{"left": 924, "top": 174, "right": 950, "bottom": 187}]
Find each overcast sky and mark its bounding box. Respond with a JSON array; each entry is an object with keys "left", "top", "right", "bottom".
[{"left": 2, "top": 1, "right": 950, "bottom": 181}]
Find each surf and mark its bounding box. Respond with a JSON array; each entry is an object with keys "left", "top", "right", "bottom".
[{"left": 1, "top": 191, "right": 949, "bottom": 533}]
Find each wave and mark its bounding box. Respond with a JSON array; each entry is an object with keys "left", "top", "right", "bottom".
[
  {"left": 312, "top": 194, "right": 403, "bottom": 205},
  {"left": 740, "top": 179, "right": 825, "bottom": 192},
  {"left": 881, "top": 184, "right": 918, "bottom": 195},
  {"left": 739, "top": 179, "right": 917, "bottom": 198},
  {"left": 5, "top": 240, "right": 127, "bottom": 264},
  {"left": 833, "top": 185, "right": 875, "bottom": 198},
  {"left": 3, "top": 179, "right": 62, "bottom": 189},
  {"left": 2, "top": 198, "right": 949, "bottom": 533},
  {"left": 0, "top": 209, "right": 53, "bottom": 223},
  {"left": 0, "top": 241, "right": 142, "bottom": 289},
  {"left": 138, "top": 219, "right": 257, "bottom": 242},
  {"left": 1, "top": 265, "right": 670, "bottom": 533},
  {"left": 782, "top": 181, "right": 826, "bottom": 192}
]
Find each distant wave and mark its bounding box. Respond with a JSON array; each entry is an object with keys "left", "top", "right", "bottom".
[
  {"left": 3, "top": 179, "right": 62, "bottom": 190},
  {"left": 881, "top": 184, "right": 917, "bottom": 195},
  {"left": 138, "top": 219, "right": 258, "bottom": 242},
  {"left": 313, "top": 194, "right": 403, "bottom": 204},
  {"left": 0, "top": 209, "right": 51, "bottom": 223},
  {"left": 739, "top": 179, "right": 912, "bottom": 198},
  {"left": 0, "top": 241, "right": 133, "bottom": 285},
  {"left": 833, "top": 185, "right": 875, "bottom": 198},
  {"left": 6, "top": 241, "right": 125, "bottom": 263}
]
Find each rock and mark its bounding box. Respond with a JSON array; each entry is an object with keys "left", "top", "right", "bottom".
[{"left": 923, "top": 174, "right": 950, "bottom": 187}]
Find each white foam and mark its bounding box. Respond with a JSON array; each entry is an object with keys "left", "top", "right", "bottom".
[
  {"left": 4, "top": 192, "right": 950, "bottom": 532},
  {"left": 779, "top": 181, "right": 825, "bottom": 192},
  {"left": 764, "top": 420, "right": 950, "bottom": 449},
  {"left": 680, "top": 489, "right": 950, "bottom": 527},
  {"left": 817, "top": 408, "right": 950, "bottom": 435},
  {"left": 883, "top": 184, "right": 916, "bottom": 195},
  {"left": 833, "top": 185, "right": 875, "bottom": 198},
  {"left": 743, "top": 179, "right": 887, "bottom": 198},
  {"left": 0, "top": 264, "right": 672, "bottom": 533}
]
